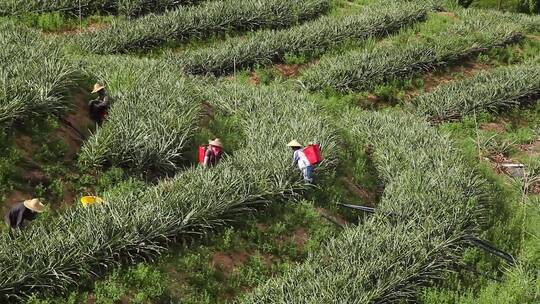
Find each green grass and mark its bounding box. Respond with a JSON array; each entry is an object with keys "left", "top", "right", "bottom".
[
  {"left": 470, "top": 0, "right": 539, "bottom": 13},
  {"left": 3, "top": 13, "right": 116, "bottom": 32}
]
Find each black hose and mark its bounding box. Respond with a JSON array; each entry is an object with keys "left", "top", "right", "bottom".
[{"left": 464, "top": 236, "right": 516, "bottom": 266}]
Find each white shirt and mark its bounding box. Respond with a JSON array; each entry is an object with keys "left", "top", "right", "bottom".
[{"left": 293, "top": 149, "right": 310, "bottom": 169}]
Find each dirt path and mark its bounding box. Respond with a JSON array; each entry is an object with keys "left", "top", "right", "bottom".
[
  {"left": 405, "top": 61, "right": 491, "bottom": 100},
  {"left": 2, "top": 90, "right": 94, "bottom": 212}
]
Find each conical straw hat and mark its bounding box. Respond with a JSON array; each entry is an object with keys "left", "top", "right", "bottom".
[
  {"left": 91, "top": 83, "right": 105, "bottom": 94},
  {"left": 23, "top": 198, "right": 45, "bottom": 213},
  {"left": 209, "top": 138, "right": 223, "bottom": 148},
  {"left": 287, "top": 140, "right": 302, "bottom": 147}
]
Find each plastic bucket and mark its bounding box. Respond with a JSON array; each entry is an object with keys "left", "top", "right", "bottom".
[
  {"left": 81, "top": 196, "right": 104, "bottom": 207},
  {"left": 303, "top": 144, "right": 322, "bottom": 166}
]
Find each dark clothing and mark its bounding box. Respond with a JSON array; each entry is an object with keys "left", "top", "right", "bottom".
[
  {"left": 204, "top": 148, "right": 222, "bottom": 167},
  {"left": 4, "top": 202, "right": 37, "bottom": 229},
  {"left": 89, "top": 91, "right": 110, "bottom": 125}
]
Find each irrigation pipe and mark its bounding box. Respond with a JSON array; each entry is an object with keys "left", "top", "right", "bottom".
[{"left": 340, "top": 203, "right": 516, "bottom": 265}]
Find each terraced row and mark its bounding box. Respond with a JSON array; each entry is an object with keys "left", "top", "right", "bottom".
[
  {"left": 0, "top": 61, "right": 338, "bottom": 300},
  {"left": 0, "top": 23, "right": 75, "bottom": 128},
  {"left": 301, "top": 9, "right": 538, "bottom": 92},
  {"left": 173, "top": 0, "right": 435, "bottom": 76},
  {"left": 74, "top": 0, "right": 330, "bottom": 54},
  {"left": 79, "top": 56, "right": 202, "bottom": 174},
  {"left": 243, "top": 109, "right": 486, "bottom": 303},
  {"left": 411, "top": 60, "right": 540, "bottom": 122},
  {"left": 242, "top": 57, "right": 540, "bottom": 304},
  {"left": 0, "top": 0, "right": 202, "bottom": 18}
]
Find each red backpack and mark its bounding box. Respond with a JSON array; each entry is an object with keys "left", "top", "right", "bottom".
[
  {"left": 198, "top": 146, "right": 207, "bottom": 165},
  {"left": 303, "top": 144, "right": 322, "bottom": 166}
]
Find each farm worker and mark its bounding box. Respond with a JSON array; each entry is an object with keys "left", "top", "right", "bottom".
[
  {"left": 89, "top": 83, "right": 110, "bottom": 125},
  {"left": 287, "top": 140, "right": 313, "bottom": 183},
  {"left": 4, "top": 198, "right": 45, "bottom": 230},
  {"left": 204, "top": 138, "right": 223, "bottom": 167}
]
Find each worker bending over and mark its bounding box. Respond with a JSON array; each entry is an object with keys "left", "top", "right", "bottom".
[
  {"left": 4, "top": 198, "right": 45, "bottom": 229},
  {"left": 89, "top": 83, "right": 110, "bottom": 125},
  {"left": 204, "top": 138, "right": 223, "bottom": 167},
  {"left": 288, "top": 140, "right": 313, "bottom": 183}
]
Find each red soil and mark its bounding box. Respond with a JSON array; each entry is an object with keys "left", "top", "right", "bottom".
[
  {"left": 341, "top": 176, "right": 377, "bottom": 205},
  {"left": 275, "top": 64, "right": 303, "bottom": 78},
  {"left": 249, "top": 72, "right": 260, "bottom": 86},
  {"left": 293, "top": 227, "right": 308, "bottom": 248},
  {"left": 211, "top": 251, "right": 250, "bottom": 274},
  {"left": 436, "top": 11, "right": 459, "bottom": 20},
  {"left": 481, "top": 121, "right": 508, "bottom": 133},
  {"left": 317, "top": 207, "right": 349, "bottom": 227},
  {"left": 518, "top": 140, "right": 540, "bottom": 156},
  {"left": 44, "top": 22, "right": 110, "bottom": 36},
  {"left": 405, "top": 62, "right": 489, "bottom": 100}
]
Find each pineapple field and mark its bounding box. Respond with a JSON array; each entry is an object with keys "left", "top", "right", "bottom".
[{"left": 0, "top": 0, "right": 539, "bottom": 303}]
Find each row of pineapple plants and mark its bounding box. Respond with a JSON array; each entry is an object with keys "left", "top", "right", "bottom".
[
  {"left": 411, "top": 60, "right": 540, "bottom": 122},
  {"left": 172, "top": 0, "right": 436, "bottom": 76},
  {"left": 0, "top": 0, "right": 203, "bottom": 18},
  {"left": 73, "top": 0, "right": 330, "bottom": 54},
  {"left": 241, "top": 35, "right": 540, "bottom": 304},
  {"left": 0, "top": 77, "right": 338, "bottom": 300},
  {"left": 78, "top": 56, "right": 202, "bottom": 175},
  {"left": 300, "top": 8, "right": 538, "bottom": 92},
  {"left": 242, "top": 109, "right": 487, "bottom": 303},
  {"left": 0, "top": 23, "right": 75, "bottom": 129}
]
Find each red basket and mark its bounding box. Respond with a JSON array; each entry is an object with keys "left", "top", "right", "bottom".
[
  {"left": 198, "top": 146, "right": 207, "bottom": 165},
  {"left": 303, "top": 144, "right": 322, "bottom": 166}
]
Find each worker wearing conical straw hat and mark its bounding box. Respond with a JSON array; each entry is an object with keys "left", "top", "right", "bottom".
[
  {"left": 4, "top": 198, "right": 45, "bottom": 229},
  {"left": 89, "top": 83, "right": 111, "bottom": 126},
  {"left": 287, "top": 140, "right": 313, "bottom": 183},
  {"left": 204, "top": 138, "right": 223, "bottom": 167}
]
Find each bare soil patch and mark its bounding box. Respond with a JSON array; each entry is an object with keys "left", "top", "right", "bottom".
[
  {"left": 211, "top": 251, "right": 250, "bottom": 274},
  {"left": 518, "top": 139, "right": 540, "bottom": 156},
  {"left": 424, "top": 62, "right": 489, "bottom": 92},
  {"left": 526, "top": 34, "right": 540, "bottom": 42},
  {"left": 436, "top": 11, "right": 459, "bottom": 20},
  {"left": 14, "top": 135, "right": 37, "bottom": 160},
  {"left": 341, "top": 177, "right": 376, "bottom": 205},
  {"left": 3, "top": 191, "right": 29, "bottom": 214},
  {"left": 249, "top": 72, "right": 260, "bottom": 86},
  {"left": 293, "top": 227, "right": 308, "bottom": 247},
  {"left": 275, "top": 64, "right": 303, "bottom": 78},
  {"left": 530, "top": 182, "right": 540, "bottom": 195},
  {"left": 481, "top": 121, "right": 508, "bottom": 133},
  {"left": 406, "top": 62, "right": 490, "bottom": 100},
  {"left": 44, "top": 22, "right": 110, "bottom": 36},
  {"left": 317, "top": 207, "right": 349, "bottom": 227},
  {"left": 201, "top": 100, "right": 215, "bottom": 127},
  {"left": 490, "top": 153, "right": 512, "bottom": 164},
  {"left": 255, "top": 223, "right": 269, "bottom": 231}
]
